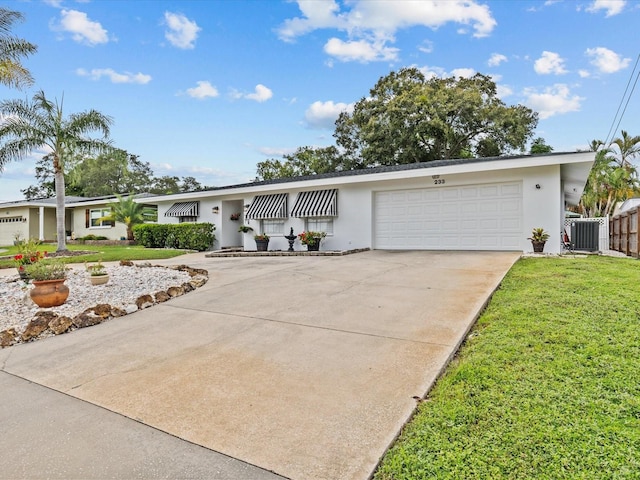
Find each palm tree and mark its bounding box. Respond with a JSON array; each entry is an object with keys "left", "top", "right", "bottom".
[
  {"left": 610, "top": 130, "right": 640, "bottom": 169},
  {"left": 103, "top": 194, "right": 146, "bottom": 241},
  {"left": 0, "top": 90, "right": 113, "bottom": 251},
  {"left": 0, "top": 7, "right": 37, "bottom": 89}
]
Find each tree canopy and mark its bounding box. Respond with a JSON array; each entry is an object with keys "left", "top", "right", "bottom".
[
  {"left": 0, "top": 90, "right": 113, "bottom": 251},
  {"left": 255, "top": 68, "right": 538, "bottom": 181},
  {"left": 0, "top": 7, "right": 37, "bottom": 90}
]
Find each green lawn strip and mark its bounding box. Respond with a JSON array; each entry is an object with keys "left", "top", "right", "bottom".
[
  {"left": 0, "top": 244, "right": 189, "bottom": 268},
  {"left": 375, "top": 256, "right": 640, "bottom": 480}
]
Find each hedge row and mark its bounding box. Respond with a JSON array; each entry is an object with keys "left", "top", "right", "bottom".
[{"left": 133, "top": 223, "right": 215, "bottom": 251}]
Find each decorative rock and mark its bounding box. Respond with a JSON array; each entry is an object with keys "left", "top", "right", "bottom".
[
  {"left": 189, "top": 276, "right": 207, "bottom": 288},
  {"left": 181, "top": 282, "right": 194, "bottom": 293},
  {"left": 92, "top": 304, "right": 112, "bottom": 319},
  {"left": 167, "top": 286, "right": 185, "bottom": 298},
  {"left": 21, "top": 315, "right": 50, "bottom": 342},
  {"left": 135, "top": 294, "right": 154, "bottom": 309},
  {"left": 72, "top": 311, "right": 104, "bottom": 329},
  {"left": 124, "top": 304, "right": 138, "bottom": 314},
  {"left": 119, "top": 260, "right": 134, "bottom": 266},
  {"left": 1, "top": 328, "right": 17, "bottom": 347},
  {"left": 110, "top": 306, "right": 127, "bottom": 317},
  {"left": 154, "top": 291, "right": 171, "bottom": 303},
  {"left": 49, "top": 315, "right": 73, "bottom": 335}
]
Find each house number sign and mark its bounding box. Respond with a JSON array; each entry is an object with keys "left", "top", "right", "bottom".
[{"left": 432, "top": 175, "right": 445, "bottom": 185}]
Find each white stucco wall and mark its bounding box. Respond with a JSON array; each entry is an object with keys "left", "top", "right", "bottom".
[
  {"left": 146, "top": 153, "right": 593, "bottom": 254},
  {"left": 0, "top": 206, "right": 29, "bottom": 246},
  {"left": 71, "top": 205, "right": 128, "bottom": 240}
]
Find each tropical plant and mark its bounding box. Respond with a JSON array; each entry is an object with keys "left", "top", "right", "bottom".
[
  {"left": 528, "top": 228, "right": 550, "bottom": 242},
  {"left": 0, "top": 90, "right": 114, "bottom": 251},
  {"left": 13, "top": 238, "right": 45, "bottom": 268},
  {"left": 254, "top": 233, "right": 270, "bottom": 241},
  {"left": 101, "top": 194, "right": 145, "bottom": 241},
  {"left": 0, "top": 7, "right": 37, "bottom": 90},
  {"left": 610, "top": 130, "right": 640, "bottom": 169},
  {"left": 297, "top": 230, "right": 327, "bottom": 246},
  {"left": 579, "top": 138, "right": 640, "bottom": 217},
  {"left": 24, "top": 259, "right": 67, "bottom": 281},
  {"left": 238, "top": 224, "right": 253, "bottom": 233},
  {"left": 85, "top": 260, "right": 107, "bottom": 276}
]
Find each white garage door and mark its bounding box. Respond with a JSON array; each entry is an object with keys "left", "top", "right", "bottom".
[{"left": 374, "top": 182, "right": 522, "bottom": 250}]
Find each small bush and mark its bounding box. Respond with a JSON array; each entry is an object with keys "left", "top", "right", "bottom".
[
  {"left": 133, "top": 223, "right": 215, "bottom": 251},
  {"left": 79, "top": 234, "right": 109, "bottom": 241}
]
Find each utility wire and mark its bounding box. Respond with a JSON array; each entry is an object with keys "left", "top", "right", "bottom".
[{"left": 603, "top": 53, "right": 640, "bottom": 147}]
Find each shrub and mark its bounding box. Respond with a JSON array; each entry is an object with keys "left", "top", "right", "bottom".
[{"left": 133, "top": 223, "right": 215, "bottom": 251}]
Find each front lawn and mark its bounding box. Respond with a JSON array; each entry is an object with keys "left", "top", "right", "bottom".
[
  {"left": 0, "top": 243, "right": 189, "bottom": 268},
  {"left": 376, "top": 256, "right": 640, "bottom": 479}
]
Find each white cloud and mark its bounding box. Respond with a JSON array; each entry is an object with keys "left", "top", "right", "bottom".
[
  {"left": 164, "top": 12, "right": 200, "bottom": 49},
  {"left": 304, "top": 100, "right": 355, "bottom": 129},
  {"left": 496, "top": 84, "right": 513, "bottom": 98},
  {"left": 534, "top": 51, "right": 568, "bottom": 75},
  {"left": 451, "top": 68, "right": 475, "bottom": 78},
  {"left": 578, "top": 69, "right": 591, "bottom": 78},
  {"left": 324, "top": 38, "right": 398, "bottom": 63},
  {"left": 76, "top": 68, "right": 151, "bottom": 84},
  {"left": 418, "top": 40, "right": 434, "bottom": 54},
  {"left": 523, "top": 84, "right": 584, "bottom": 119},
  {"left": 277, "top": 0, "right": 496, "bottom": 63},
  {"left": 586, "top": 0, "right": 626, "bottom": 16},
  {"left": 245, "top": 84, "right": 273, "bottom": 102},
  {"left": 488, "top": 53, "right": 507, "bottom": 67},
  {"left": 258, "top": 146, "right": 298, "bottom": 157},
  {"left": 585, "top": 47, "right": 630, "bottom": 73},
  {"left": 186, "top": 81, "right": 219, "bottom": 99},
  {"left": 58, "top": 9, "right": 109, "bottom": 45},
  {"left": 230, "top": 84, "right": 273, "bottom": 102}
]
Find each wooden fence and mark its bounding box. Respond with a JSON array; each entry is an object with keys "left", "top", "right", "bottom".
[{"left": 610, "top": 206, "right": 639, "bottom": 257}]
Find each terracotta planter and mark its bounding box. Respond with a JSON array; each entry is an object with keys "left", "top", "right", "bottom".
[
  {"left": 30, "top": 278, "right": 69, "bottom": 308},
  {"left": 89, "top": 274, "right": 109, "bottom": 286}
]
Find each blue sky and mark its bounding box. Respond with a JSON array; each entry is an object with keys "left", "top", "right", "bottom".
[{"left": 1, "top": 0, "right": 638, "bottom": 201}]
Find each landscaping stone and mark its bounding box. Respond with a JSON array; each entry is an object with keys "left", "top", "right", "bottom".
[
  {"left": 166, "top": 286, "right": 184, "bottom": 298},
  {"left": 49, "top": 315, "right": 73, "bottom": 335},
  {"left": 154, "top": 291, "right": 171, "bottom": 303},
  {"left": 21, "top": 315, "right": 50, "bottom": 342},
  {"left": 0, "top": 328, "right": 17, "bottom": 347},
  {"left": 135, "top": 295, "right": 154, "bottom": 309}
]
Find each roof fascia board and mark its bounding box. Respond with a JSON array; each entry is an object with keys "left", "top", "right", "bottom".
[{"left": 140, "top": 152, "right": 596, "bottom": 202}]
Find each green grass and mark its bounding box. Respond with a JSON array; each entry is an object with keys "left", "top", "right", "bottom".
[
  {"left": 0, "top": 243, "right": 189, "bottom": 268},
  {"left": 375, "top": 256, "right": 640, "bottom": 480}
]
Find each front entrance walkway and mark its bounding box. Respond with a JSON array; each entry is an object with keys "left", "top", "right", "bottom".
[{"left": 0, "top": 250, "right": 520, "bottom": 479}]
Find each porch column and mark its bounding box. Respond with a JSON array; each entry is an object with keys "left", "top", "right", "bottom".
[{"left": 39, "top": 206, "right": 45, "bottom": 241}]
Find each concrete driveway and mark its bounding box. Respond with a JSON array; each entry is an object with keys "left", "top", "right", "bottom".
[{"left": 0, "top": 250, "right": 520, "bottom": 480}]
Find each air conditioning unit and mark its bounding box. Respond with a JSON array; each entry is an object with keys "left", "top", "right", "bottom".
[{"left": 571, "top": 221, "right": 599, "bottom": 252}]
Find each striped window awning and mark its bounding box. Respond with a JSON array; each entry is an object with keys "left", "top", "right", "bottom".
[
  {"left": 291, "top": 189, "right": 338, "bottom": 218},
  {"left": 164, "top": 201, "right": 199, "bottom": 217},
  {"left": 245, "top": 193, "right": 288, "bottom": 219}
]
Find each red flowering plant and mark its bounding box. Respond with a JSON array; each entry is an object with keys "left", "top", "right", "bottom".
[
  {"left": 13, "top": 238, "right": 46, "bottom": 273},
  {"left": 297, "top": 230, "right": 326, "bottom": 246}
]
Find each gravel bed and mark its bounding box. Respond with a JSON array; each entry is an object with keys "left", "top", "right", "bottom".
[{"left": 0, "top": 264, "right": 193, "bottom": 334}]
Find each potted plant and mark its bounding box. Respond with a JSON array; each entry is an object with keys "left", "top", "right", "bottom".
[
  {"left": 298, "top": 231, "right": 327, "bottom": 252},
  {"left": 254, "top": 233, "right": 270, "bottom": 251},
  {"left": 86, "top": 260, "right": 109, "bottom": 285},
  {"left": 24, "top": 259, "right": 69, "bottom": 307},
  {"left": 230, "top": 212, "right": 241, "bottom": 221},
  {"left": 13, "top": 238, "right": 46, "bottom": 280},
  {"left": 528, "top": 227, "right": 550, "bottom": 253},
  {"left": 238, "top": 224, "right": 254, "bottom": 233}
]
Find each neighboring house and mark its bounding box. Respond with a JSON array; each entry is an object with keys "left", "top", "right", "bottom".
[
  {"left": 143, "top": 151, "right": 595, "bottom": 254},
  {"left": 0, "top": 194, "right": 155, "bottom": 245}
]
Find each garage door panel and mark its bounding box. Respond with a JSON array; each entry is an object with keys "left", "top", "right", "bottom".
[{"left": 374, "top": 181, "right": 522, "bottom": 251}]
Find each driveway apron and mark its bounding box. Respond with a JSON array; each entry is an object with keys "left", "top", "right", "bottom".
[{"left": 0, "top": 250, "right": 520, "bottom": 480}]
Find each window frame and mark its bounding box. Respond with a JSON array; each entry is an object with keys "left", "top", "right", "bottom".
[
  {"left": 305, "top": 217, "right": 334, "bottom": 235},
  {"left": 89, "top": 208, "right": 114, "bottom": 229}
]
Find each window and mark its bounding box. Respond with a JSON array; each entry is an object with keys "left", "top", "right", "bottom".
[
  {"left": 306, "top": 217, "right": 333, "bottom": 234},
  {"left": 90, "top": 208, "right": 113, "bottom": 228},
  {"left": 0, "top": 216, "right": 25, "bottom": 223},
  {"left": 179, "top": 216, "right": 198, "bottom": 223},
  {"left": 262, "top": 219, "right": 285, "bottom": 235}
]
